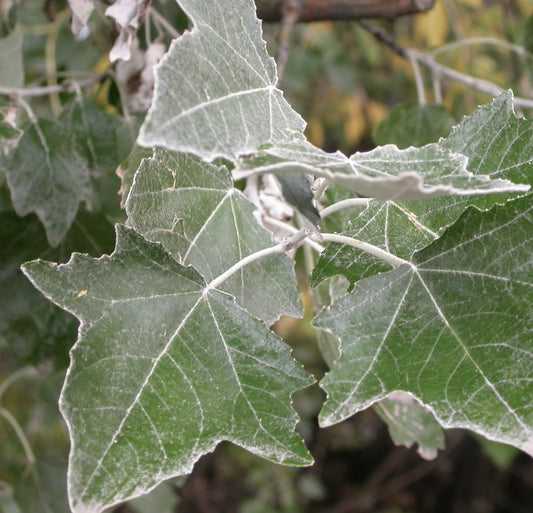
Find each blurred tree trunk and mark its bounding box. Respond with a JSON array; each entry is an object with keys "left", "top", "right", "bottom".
[{"left": 256, "top": 0, "right": 435, "bottom": 22}]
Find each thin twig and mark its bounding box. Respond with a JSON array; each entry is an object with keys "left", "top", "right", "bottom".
[
  {"left": 0, "top": 367, "right": 38, "bottom": 400},
  {"left": 320, "top": 198, "right": 371, "bottom": 218},
  {"left": 358, "top": 19, "right": 408, "bottom": 58},
  {"left": 263, "top": 215, "right": 325, "bottom": 252},
  {"left": 414, "top": 50, "right": 533, "bottom": 109},
  {"left": 276, "top": 0, "right": 300, "bottom": 86},
  {"left": 0, "top": 407, "right": 36, "bottom": 466},
  {"left": 0, "top": 74, "right": 104, "bottom": 98},
  {"left": 203, "top": 228, "right": 310, "bottom": 293},
  {"left": 429, "top": 37, "right": 533, "bottom": 59},
  {"left": 432, "top": 71, "right": 443, "bottom": 104},
  {"left": 45, "top": 9, "right": 70, "bottom": 116},
  {"left": 358, "top": 21, "right": 533, "bottom": 109},
  {"left": 407, "top": 50, "right": 426, "bottom": 105},
  {"left": 148, "top": 6, "right": 180, "bottom": 39}
]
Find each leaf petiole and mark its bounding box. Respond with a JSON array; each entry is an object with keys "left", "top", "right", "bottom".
[
  {"left": 203, "top": 228, "right": 310, "bottom": 294},
  {"left": 262, "top": 215, "right": 325, "bottom": 253},
  {"left": 319, "top": 198, "right": 371, "bottom": 218},
  {"left": 318, "top": 233, "right": 410, "bottom": 268}
]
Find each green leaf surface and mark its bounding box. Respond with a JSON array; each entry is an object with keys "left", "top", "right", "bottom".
[
  {"left": 312, "top": 92, "right": 533, "bottom": 286},
  {"left": 126, "top": 149, "right": 302, "bottom": 325},
  {"left": 0, "top": 210, "right": 115, "bottom": 368},
  {"left": 23, "top": 225, "right": 313, "bottom": 513},
  {"left": 5, "top": 99, "right": 123, "bottom": 246},
  {"left": 373, "top": 102, "right": 452, "bottom": 149},
  {"left": 0, "top": 117, "right": 20, "bottom": 139},
  {"left": 374, "top": 392, "right": 445, "bottom": 460},
  {"left": 0, "top": 24, "right": 23, "bottom": 88},
  {"left": 62, "top": 98, "right": 125, "bottom": 221},
  {"left": 440, "top": 91, "right": 532, "bottom": 187},
  {"left": 117, "top": 143, "right": 151, "bottom": 208},
  {"left": 276, "top": 173, "right": 320, "bottom": 225},
  {"left": 312, "top": 201, "right": 436, "bottom": 287},
  {"left": 315, "top": 195, "right": 533, "bottom": 456},
  {"left": 59, "top": 97, "right": 117, "bottom": 174},
  {"left": 6, "top": 118, "right": 91, "bottom": 247},
  {"left": 138, "top": 0, "right": 305, "bottom": 160}
]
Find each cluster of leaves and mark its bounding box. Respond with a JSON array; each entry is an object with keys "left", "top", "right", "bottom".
[{"left": 1, "top": 1, "right": 532, "bottom": 512}]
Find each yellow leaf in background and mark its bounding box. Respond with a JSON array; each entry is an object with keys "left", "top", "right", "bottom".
[
  {"left": 414, "top": 0, "right": 449, "bottom": 48},
  {"left": 92, "top": 53, "right": 112, "bottom": 75},
  {"left": 365, "top": 99, "right": 388, "bottom": 133},
  {"left": 93, "top": 78, "right": 119, "bottom": 116},
  {"left": 458, "top": 0, "right": 483, "bottom": 8},
  {"left": 91, "top": 53, "right": 119, "bottom": 116},
  {"left": 306, "top": 118, "right": 326, "bottom": 149}
]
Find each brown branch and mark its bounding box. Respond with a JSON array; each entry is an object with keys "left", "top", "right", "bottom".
[
  {"left": 358, "top": 21, "right": 533, "bottom": 110},
  {"left": 256, "top": 0, "right": 435, "bottom": 23},
  {"left": 276, "top": 0, "right": 300, "bottom": 85}
]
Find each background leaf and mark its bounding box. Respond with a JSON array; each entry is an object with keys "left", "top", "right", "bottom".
[
  {"left": 4, "top": 99, "right": 123, "bottom": 246},
  {"left": 127, "top": 482, "right": 179, "bottom": 513},
  {"left": 23, "top": 225, "right": 313, "bottom": 513},
  {"left": 0, "top": 24, "right": 23, "bottom": 88},
  {"left": 59, "top": 97, "right": 117, "bottom": 175},
  {"left": 5, "top": 118, "right": 91, "bottom": 247},
  {"left": 138, "top": 0, "right": 305, "bottom": 161},
  {"left": 14, "top": 456, "right": 69, "bottom": 513},
  {"left": 315, "top": 195, "right": 533, "bottom": 456},
  {"left": 374, "top": 392, "right": 445, "bottom": 460},
  {"left": 373, "top": 102, "right": 453, "bottom": 149},
  {"left": 126, "top": 149, "right": 302, "bottom": 325},
  {"left": 0, "top": 210, "right": 115, "bottom": 368}
]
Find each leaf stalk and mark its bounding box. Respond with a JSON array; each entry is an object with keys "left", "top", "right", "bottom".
[
  {"left": 204, "top": 228, "right": 310, "bottom": 294},
  {"left": 319, "top": 233, "right": 410, "bottom": 268}
]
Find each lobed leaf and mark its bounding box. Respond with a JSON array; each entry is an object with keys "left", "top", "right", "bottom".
[
  {"left": 5, "top": 99, "right": 120, "bottom": 247},
  {"left": 6, "top": 118, "right": 92, "bottom": 247},
  {"left": 312, "top": 92, "right": 533, "bottom": 286},
  {"left": 23, "top": 225, "right": 313, "bottom": 513},
  {"left": 315, "top": 195, "right": 533, "bottom": 456},
  {"left": 138, "top": 0, "right": 305, "bottom": 161},
  {"left": 126, "top": 149, "right": 302, "bottom": 325}
]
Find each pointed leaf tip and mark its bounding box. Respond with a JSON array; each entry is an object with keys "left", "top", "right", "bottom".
[
  {"left": 138, "top": 0, "right": 305, "bottom": 161},
  {"left": 316, "top": 195, "right": 533, "bottom": 456}
]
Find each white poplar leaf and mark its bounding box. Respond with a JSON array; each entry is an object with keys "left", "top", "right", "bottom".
[
  {"left": 138, "top": 0, "right": 305, "bottom": 161},
  {"left": 106, "top": 0, "right": 149, "bottom": 62},
  {"left": 67, "top": 0, "right": 95, "bottom": 35},
  {"left": 126, "top": 149, "right": 302, "bottom": 325},
  {"left": 23, "top": 225, "right": 313, "bottom": 513},
  {"left": 315, "top": 196, "right": 533, "bottom": 456}
]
